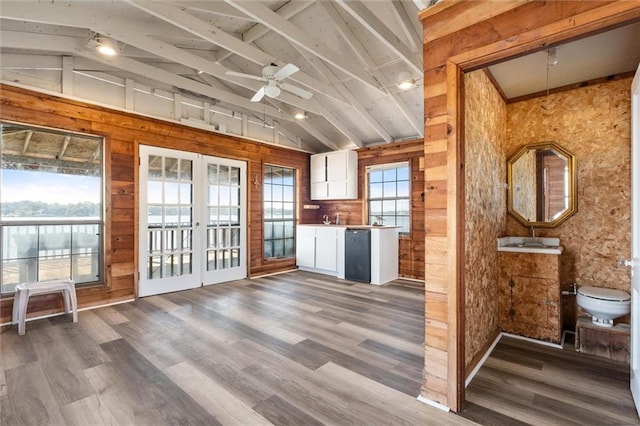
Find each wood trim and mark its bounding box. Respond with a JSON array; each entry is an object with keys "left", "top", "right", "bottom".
[
  {"left": 464, "top": 328, "right": 501, "bottom": 380},
  {"left": 450, "top": 2, "right": 640, "bottom": 72},
  {"left": 482, "top": 69, "right": 508, "bottom": 104},
  {"left": 420, "top": 0, "right": 529, "bottom": 43},
  {"left": 508, "top": 70, "right": 636, "bottom": 104},
  {"left": 421, "top": 0, "right": 640, "bottom": 413},
  {"left": 446, "top": 60, "right": 465, "bottom": 412}
]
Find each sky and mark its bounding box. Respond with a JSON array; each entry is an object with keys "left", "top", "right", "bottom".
[{"left": 1, "top": 169, "right": 100, "bottom": 204}]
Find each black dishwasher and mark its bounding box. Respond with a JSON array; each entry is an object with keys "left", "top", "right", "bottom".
[{"left": 345, "top": 228, "right": 371, "bottom": 283}]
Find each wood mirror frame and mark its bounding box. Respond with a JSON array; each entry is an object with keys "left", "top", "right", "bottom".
[{"left": 507, "top": 141, "right": 577, "bottom": 228}]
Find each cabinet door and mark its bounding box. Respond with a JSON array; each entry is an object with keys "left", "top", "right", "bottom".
[
  {"left": 310, "top": 154, "right": 327, "bottom": 183},
  {"left": 326, "top": 152, "right": 347, "bottom": 181},
  {"left": 327, "top": 180, "right": 347, "bottom": 198},
  {"left": 296, "top": 227, "right": 316, "bottom": 268},
  {"left": 314, "top": 227, "right": 337, "bottom": 271},
  {"left": 311, "top": 181, "right": 328, "bottom": 200}
]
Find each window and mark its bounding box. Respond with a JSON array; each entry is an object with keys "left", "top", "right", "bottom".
[
  {"left": 367, "top": 162, "right": 410, "bottom": 233},
  {"left": 263, "top": 165, "right": 295, "bottom": 259},
  {"left": 0, "top": 123, "right": 103, "bottom": 294}
]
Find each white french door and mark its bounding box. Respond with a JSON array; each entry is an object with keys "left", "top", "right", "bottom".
[
  {"left": 630, "top": 64, "right": 640, "bottom": 416},
  {"left": 138, "top": 146, "right": 246, "bottom": 297}
]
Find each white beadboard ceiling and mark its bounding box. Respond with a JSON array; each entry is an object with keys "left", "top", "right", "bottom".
[{"left": 0, "top": 1, "right": 638, "bottom": 153}]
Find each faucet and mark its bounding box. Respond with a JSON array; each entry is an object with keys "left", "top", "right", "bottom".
[
  {"left": 323, "top": 214, "right": 330, "bottom": 224},
  {"left": 335, "top": 213, "right": 341, "bottom": 225},
  {"left": 530, "top": 226, "right": 536, "bottom": 243}
]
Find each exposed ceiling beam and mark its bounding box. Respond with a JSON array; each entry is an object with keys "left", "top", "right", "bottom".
[
  {"left": 21, "top": 131, "right": 33, "bottom": 155},
  {"left": 224, "top": 0, "right": 386, "bottom": 96},
  {"left": 122, "top": 0, "right": 347, "bottom": 105},
  {"left": 0, "top": 30, "right": 294, "bottom": 123},
  {"left": 293, "top": 44, "right": 393, "bottom": 143},
  {"left": 98, "top": 29, "right": 320, "bottom": 115},
  {"left": 0, "top": 1, "right": 188, "bottom": 40},
  {"left": 168, "top": 1, "right": 254, "bottom": 21},
  {"left": 390, "top": 1, "right": 422, "bottom": 53},
  {"left": 320, "top": 2, "right": 422, "bottom": 137},
  {"left": 200, "top": 73, "right": 337, "bottom": 151},
  {"left": 239, "top": 1, "right": 314, "bottom": 55},
  {"left": 289, "top": 118, "right": 340, "bottom": 151},
  {"left": 334, "top": 0, "right": 422, "bottom": 76},
  {"left": 309, "top": 99, "right": 363, "bottom": 148}
]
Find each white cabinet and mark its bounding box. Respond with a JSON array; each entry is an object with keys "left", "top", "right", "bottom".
[
  {"left": 296, "top": 225, "right": 399, "bottom": 284},
  {"left": 295, "top": 226, "right": 316, "bottom": 269},
  {"left": 310, "top": 150, "right": 357, "bottom": 200},
  {"left": 296, "top": 225, "right": 345, "bottom": 276}
]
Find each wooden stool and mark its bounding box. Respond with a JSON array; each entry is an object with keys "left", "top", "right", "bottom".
[{"left": 12, "top": 279, "right": 78, "bottom": 335}]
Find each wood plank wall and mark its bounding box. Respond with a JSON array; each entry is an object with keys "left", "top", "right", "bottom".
[
  {"left": 0, "top": 84, "right": 309, "bottom": 323},
  {"left": 304, "top": 140, "right": 426, "bottom": 281},
  {"left": 419, "top": 0, "right": 640, "bottom": 412}
]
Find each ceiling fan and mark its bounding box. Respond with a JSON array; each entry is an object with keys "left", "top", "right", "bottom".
[{"left": 226, "top": 63, "right": 313, "bottom": 102}]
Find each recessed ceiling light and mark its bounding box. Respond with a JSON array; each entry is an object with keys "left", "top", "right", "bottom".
[{"left": 294, "top": 112, "right": 308, "bottom": 120}]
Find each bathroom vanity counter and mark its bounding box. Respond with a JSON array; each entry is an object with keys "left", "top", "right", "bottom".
[
  {"left": 498, "top": 246, "right": 562, "bottom": 344},
  {"left": 497, "top": 236, "right": 563, "bottom": 255}
]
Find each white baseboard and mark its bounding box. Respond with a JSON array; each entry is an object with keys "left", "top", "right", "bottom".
[
  {"left": 465, "top": 332, "right": 502, "bottom": 387},
  {"left": 416, "top": 394, "right": 450, "bottom": 412},
  {"left": 502, "top": 332, "right": 563, "bottom": 349}
]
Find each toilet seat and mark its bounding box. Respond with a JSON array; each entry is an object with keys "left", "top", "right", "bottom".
[{"left": 577, "top": 286, "right": 630, "bottom": 302}]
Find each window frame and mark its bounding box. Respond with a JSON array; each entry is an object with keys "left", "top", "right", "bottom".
[
  {"left": 0, "top": 121, "right": 105, "bottom": 295},
  {"left": 366, "top": 161, "right": 411, "bottom": 234},
  {"left": 262, "top": 164, "right": 296, "bottom": 260}
]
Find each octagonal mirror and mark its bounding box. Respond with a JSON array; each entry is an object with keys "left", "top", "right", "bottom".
[{"left": 507, "top": 142, "right": 577, "bottom": 227}]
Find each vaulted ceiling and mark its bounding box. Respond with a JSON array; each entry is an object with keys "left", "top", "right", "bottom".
[
  {"left": 0, "top": 0, "right": 427, "bottom": 153},
  {"left": 1, "top": 2, "right": 638, "bottom": 154}
]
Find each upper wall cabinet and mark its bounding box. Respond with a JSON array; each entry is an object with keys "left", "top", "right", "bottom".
[{"left": 310, "top": 150, "right": 357, "bottom": 200}]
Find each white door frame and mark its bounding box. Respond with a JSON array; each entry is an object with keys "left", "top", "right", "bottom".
[
  {"left": 630, "top": 64, "right": 640, "bottom": 416},
  {"left": 138, "top": 146, "right": 247, "bottom": 297}
]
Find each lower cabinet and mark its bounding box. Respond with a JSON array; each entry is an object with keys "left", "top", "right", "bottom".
[
  {"left": 498, "top": 252, "right": 562, "bottom": 343},
  {"left": 296, "top": 225, "right": 345, "bottom": 277}
]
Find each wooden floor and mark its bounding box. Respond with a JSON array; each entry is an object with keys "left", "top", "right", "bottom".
[
  {"left": 461, "top": 335, "right": 640, "bottom": 425},
  {"left": 0, "top": 270, "right": 474, "bottom": 426},
  {"left": 3, "top": 270, "right": 637, "bottom": 425}
]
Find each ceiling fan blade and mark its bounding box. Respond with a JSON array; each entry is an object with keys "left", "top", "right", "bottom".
[
  {"left": 225, "top": 70, "right": 265, "bottom": 82},
  {"left": 251, "top": 86, "right": 266, "bottom": 102},
  {"left": 280, "top": 83, "right": 313, "bottom": 99},
  {"left": 273, "top": 63, "right": 299, "bottom": 81}
]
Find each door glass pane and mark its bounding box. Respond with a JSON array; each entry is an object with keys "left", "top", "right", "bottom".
[
  {"left": 144, "top": 154, "right": 193, "bottom": 280},
  {"left": 206, "top": 160, "right": 242, "bottom": 272}
]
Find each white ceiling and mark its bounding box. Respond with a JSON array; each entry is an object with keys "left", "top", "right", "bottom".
[
  {"left": 489, "top": 22, "right": 640, "bottom": 100},
  {"left": 0, "top": 1, "right": 638, "bottom": 153}
]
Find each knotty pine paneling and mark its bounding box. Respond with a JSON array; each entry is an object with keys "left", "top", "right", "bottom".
[
  {"left": 0, "top": 84, "right": 309, "bottom": 323},
  {"left": 303, "top": 140, "right": 425, "bottom": 281},
  {"left": 420, "top": 0, "right": 640, "bottom": 412}
]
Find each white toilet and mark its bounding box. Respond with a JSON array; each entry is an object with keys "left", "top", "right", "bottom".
[{"left": 576, "top": 286, "right": 630, "bottom": 327}]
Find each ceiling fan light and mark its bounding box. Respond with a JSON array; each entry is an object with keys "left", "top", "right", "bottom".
[{"left": 264, "top": 85, "right": 281, "bottom": 98}]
